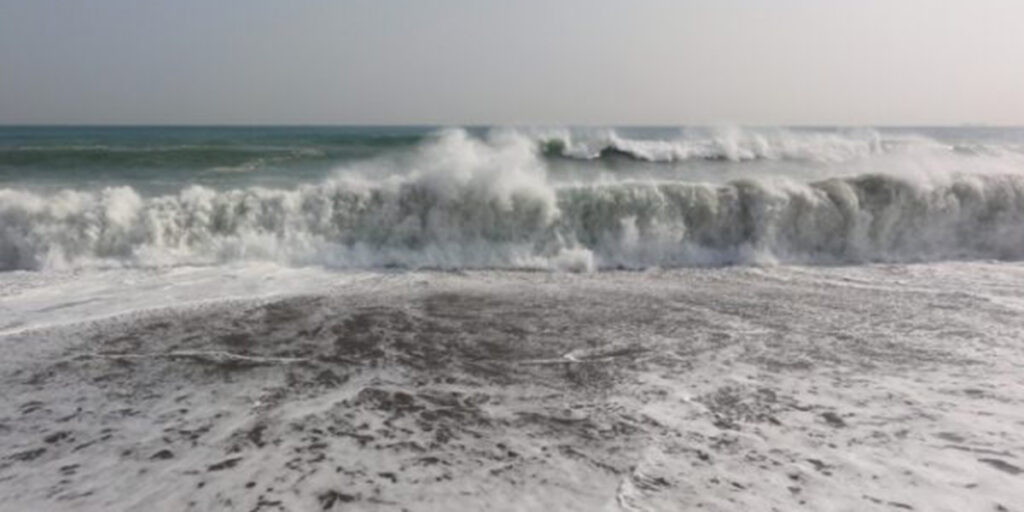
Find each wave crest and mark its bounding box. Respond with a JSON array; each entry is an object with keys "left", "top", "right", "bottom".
[
  {"left": 539, "top": 127, "right": 887, "bottom": 163},
  {"left": 3, "top": 129, "right": 1024, "bottom": 271}
]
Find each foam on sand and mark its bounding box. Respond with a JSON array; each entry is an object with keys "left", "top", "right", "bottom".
[{"left": 1, "top": 263, "right": 1023, "bottom": 511}]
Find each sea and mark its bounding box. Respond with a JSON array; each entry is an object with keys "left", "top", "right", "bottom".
[{"left": 2, "top": 126, "right": 1023, "bottom": 511}]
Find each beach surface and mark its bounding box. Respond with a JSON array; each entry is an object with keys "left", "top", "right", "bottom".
[{"left": 2, "top": 263, "right": 1023, "bottom": 511}]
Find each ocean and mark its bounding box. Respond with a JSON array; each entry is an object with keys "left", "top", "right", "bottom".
[
  {"left": 4, "top": 125, "right": 1024, "bottom": 272},
  {"left": 2, "top": 126, "right": 1023, "bottom": 510}
]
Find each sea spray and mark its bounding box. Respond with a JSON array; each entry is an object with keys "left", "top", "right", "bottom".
[{"left": 3, "top": 128, "right": 1024, "bottom": 271}]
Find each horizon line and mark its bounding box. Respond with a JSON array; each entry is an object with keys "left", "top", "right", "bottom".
[{"left": 1, "top": 123, "right": 1021, "bottom": 129}]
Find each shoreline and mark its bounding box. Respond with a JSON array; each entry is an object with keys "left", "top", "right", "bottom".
[{"left": 1, "top": 266, "right": 1022, "bottom": 510}]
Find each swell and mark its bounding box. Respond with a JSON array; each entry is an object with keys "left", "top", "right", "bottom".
[
  {"left": 3, "top": 172, "right": 1023, "bottom": 272},
  {"left": 0, "top": 135, "right": 425, "bottom": 171}
]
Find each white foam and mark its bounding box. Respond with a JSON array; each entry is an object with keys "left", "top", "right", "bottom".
[
  {"left": 541, "top": 126, "right": 889, "bottom": 163},
  {"left": 2, "top": 128, "right": 1024, "bottom": 272}
]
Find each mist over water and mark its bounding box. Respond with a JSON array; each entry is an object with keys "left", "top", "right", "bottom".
[{"left": 2, "top": 126, "right": 1024, "bottom": 272}]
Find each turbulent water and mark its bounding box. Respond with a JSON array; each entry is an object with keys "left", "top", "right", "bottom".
[
  {"left": 3, "top": 126, "right": 1024, "bottom": 511},
  {"left": 3, "top": 125, "right": 1024, "bottom": 272}
]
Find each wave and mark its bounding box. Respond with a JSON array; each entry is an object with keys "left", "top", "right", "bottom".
[
  {"left": 3, "top": 129, "right": 1024, "bottom": 272},
  {"left": 538, "top": 127, "right": 889, "bottom": 163},
  {"left": 0, "top": 132, "right": 426, "bottom": 172}
]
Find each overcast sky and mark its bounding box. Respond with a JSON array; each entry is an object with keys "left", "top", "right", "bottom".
[{"left": 1, "top": 0, "right": 1022, "bottom": 125}]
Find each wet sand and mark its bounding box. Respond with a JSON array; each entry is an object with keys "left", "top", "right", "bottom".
[{"left": 2, "top": 266, "right": 1023, "bottom": 511}]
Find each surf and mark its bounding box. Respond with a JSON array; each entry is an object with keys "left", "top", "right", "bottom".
[{"left": 3, "top": 128, "right": 1024, "bottom": 272}]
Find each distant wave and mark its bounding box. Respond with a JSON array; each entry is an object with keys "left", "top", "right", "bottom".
[
  {"left": 537, "top": 128, "right": 889, "bottom": 163},
  {"left": 3, "top": 128, "right": 1011, "bottom": 172},
  {"left": 3, "top": 129, "right": 1024, "bottom": 272}
]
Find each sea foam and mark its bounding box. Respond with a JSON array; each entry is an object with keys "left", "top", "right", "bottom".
[{"left": 2, "top": 128, "right": 1024, "bottom": 271}]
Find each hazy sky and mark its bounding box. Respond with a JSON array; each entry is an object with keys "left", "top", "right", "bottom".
[{"left": 1, "top": 0, "right": 1022, "bottom": 125}]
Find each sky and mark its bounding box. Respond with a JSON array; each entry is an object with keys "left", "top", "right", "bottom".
[{"left": 1, "top": 0, "right": 1022, "bottom": 126}]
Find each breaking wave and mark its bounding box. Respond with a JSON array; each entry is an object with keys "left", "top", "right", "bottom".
[
  {"left": 538, "top": 127, "right": 889, "bottom": 163},
  {"left": 3, "top": 129, "right": 1024, "bottom": 272}
]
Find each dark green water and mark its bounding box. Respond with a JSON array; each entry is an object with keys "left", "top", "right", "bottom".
[{"left": 0, "top": 126, "right": 433, "bottom": 193}]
